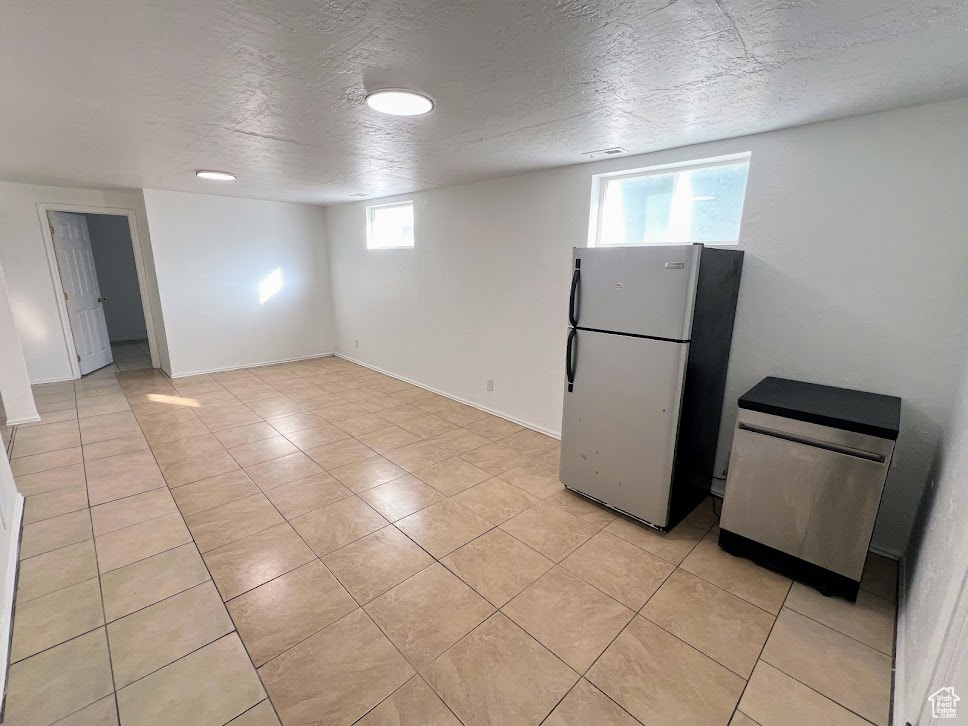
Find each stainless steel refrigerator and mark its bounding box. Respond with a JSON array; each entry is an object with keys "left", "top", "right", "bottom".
[{"left": 560, "top": 244, "right": 744, "bottom": 530}]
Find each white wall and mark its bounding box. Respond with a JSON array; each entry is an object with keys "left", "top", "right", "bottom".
[
  {"left": 897, "top": 347, "right": 968, "bottom": 724},
  {"left": 0, "top": 259, "right": 38, "bottom": 424},
  {"left": 0, "top": 181, "right": 170, "bottom": 380},
  {"left": 141, "top": 190, "right": 334, "bottom": 377},
  {"left": 326, "top": 97, "right": 968, "bottom": 557},
  {"left": 0, "top": 445, "right": 24, "bottom": 707},
  {"left": 85, "top": 214, "right": 148, "bottom": 342},
  {"left": 0, "top": 268, "right": 29, "bottom": 700}
]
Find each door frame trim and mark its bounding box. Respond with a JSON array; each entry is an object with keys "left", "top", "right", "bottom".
[{"left": 36, "top": 203, "right": 160, "bottom": 379}]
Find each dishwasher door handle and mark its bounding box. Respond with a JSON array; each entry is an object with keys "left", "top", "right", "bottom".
[{"left": 736, "top": 423, "right": 887, "bottom": 464}]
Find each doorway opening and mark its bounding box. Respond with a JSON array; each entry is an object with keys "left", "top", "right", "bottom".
[{"left": 43, "top": 209, "right": 156, "bottom": 378}]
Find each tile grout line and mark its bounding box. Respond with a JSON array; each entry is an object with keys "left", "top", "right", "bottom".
[
  {"left": 22, "top": 358, "right": 859, "bottom": 726},
  {"left": 93, "top": 525, "right": 123, "bottom": 726},
  {"left": 216, "top": 401, "right": 571, "bottom": 720},
  {"left": 232, "top": 440, "right": 440, "bottom": 711},
  {"left": 196, "top": 365, "right": 456, "bottom": 720},
  {"left": 22, "top": 472, "right": 545, "bottom": 627},
  {"left": 573, "top": 561, "right": 681, "bottom": 690},
  {"left": 431, "top": 608, "right": 580, "bottom": 720},
  {"left": 119, "top": 372, "right": 287, "bottom": 726},
  {"left": 727, "top": 572, "right": 863, "bottom": 725},
  {"left": 350, "top": 673, "right": 466, "bottom": 726},
  {"left": 13, "top": 541, "right": 98, "bottom": 606},
  {"left": 104, "top": 609, "right": 237, "bottom": 693},
  {"left": 29, "top": 373, "right": 256, "bottom": 716},
  {"left": 248, "top": 424, "right": 612, "bottom": 718},
  {"left": 536, "top": 678, "right": 645, "bottom": 726},
  {"left": 58, "top": 376, "right": 121, "bottom": 723},
  {"left": 296, "top": 486, "right": 627, "bottom": 721},
  {"left": 7, "top": 577, "right": 102, "bottom": 665},
  {"left": 92, "top": 547, "right": 203, "bottom": 622},
  {"left": 567, "top": 519, "right": 753, "bottom": 710},
  {"left": 149, "top": 365, "right": 441, "bottom": 721},
  {"left": 781, "top": 602, "right": 896, "bottom": 656},
  {"left": 753, "top": 655, "right": 880, "bottom": 725},
  {"left": 528, "top": 554, "right": 660, "bottom": 726},
  {"left": 673, "top": 560, "right": 784, "bottom": 619},
  {"left": 94, "top": 374, "right": 172, "bottom": 723},
  {"left": 30, "top": 362, "right": 496, "bottom": 712}
]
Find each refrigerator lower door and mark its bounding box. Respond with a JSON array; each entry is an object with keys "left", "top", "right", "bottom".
[{"left": 560, "top": 328, "right": 689, "bottom": 528}]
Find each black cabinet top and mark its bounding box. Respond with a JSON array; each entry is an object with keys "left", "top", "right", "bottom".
[{"left": 738, "top": 377, "right": 901, "bottom": 440}]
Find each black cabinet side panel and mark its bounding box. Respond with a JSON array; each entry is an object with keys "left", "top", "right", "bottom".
[{"left": 669, "top": 246, "right": 744, "bottom": 527}]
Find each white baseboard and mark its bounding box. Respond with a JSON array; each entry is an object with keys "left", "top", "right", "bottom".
[
  {"left": 0, "top": 493, "right": 24, "bottom": 708},
  {"left": 870, "top": 543, "right": 902, "bottom": 561},
  {"left": 335, "top": 353, "right": 561, "bottom": 440},
  {"left": 3, "top": 414, "right": 41, "bottom": 427},
  {"left": 710, "top": 478, "right": 726, "bottom": 498},
  {"left": 27, "top": 375, "right": 74, "bottom": 385},
  {"left": 170, "top": 352, "right": 336, "bottom": 379}
]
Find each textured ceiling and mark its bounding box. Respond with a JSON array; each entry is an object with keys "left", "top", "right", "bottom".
[{"left": 1, "top": 0, "right": 966, "bottom": 204}]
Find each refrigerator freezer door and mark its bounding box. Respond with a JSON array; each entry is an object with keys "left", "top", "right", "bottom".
[
  {"left": 559, "top": 328, "right": 689, "bottom": 527},
  {"left": 572, "top": 246, "right": 701, "bottom": 340}
]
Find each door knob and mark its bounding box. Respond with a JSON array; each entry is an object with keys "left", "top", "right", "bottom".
[{"left": 98, "top": 297, "right": 107, "bottom": 303}]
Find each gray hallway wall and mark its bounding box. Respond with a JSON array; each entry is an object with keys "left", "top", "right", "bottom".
[{"left": 84, "top": 214, "right": 147, "bottom": 342}]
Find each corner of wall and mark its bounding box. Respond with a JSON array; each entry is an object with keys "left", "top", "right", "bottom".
[
  {"left": 895, "top": 346, "right": 968, "bottom": 725},
  {"left": 894, "top": 553, "right": 910, "bottom": 723},
  {"left": 0, "top": 444, "right": 25, "bottom": 705},
  {"left": 137, "top": 189, "right": 172, "bottom": 374},
  {"left": 0, "top": 260, "right": 38, "bottom": 423},
  {"left": 312, "top": 203, "right": 337, "bottom": 355}
]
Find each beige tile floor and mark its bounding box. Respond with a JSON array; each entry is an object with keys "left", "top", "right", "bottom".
[
  {"left": 5, "top": 356, "right": 899, "bottom": 725},
  {"left": 105, "top": 340, "right": 153, "bottom": 374}
]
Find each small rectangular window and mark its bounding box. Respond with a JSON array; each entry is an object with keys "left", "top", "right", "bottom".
[
  {"left": 367, "top": 201, "right": 414, "bottom": 249},
  {"left": 590, "top": 154, "right": 750, "bottom": 247}
]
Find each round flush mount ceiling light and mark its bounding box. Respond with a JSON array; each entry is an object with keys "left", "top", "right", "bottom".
[
  {"left": 365, "top": 89, "right": 434, "bottom": 116},
  {"left": 195, "top": 170, "right": 236, "bottom": 181}
]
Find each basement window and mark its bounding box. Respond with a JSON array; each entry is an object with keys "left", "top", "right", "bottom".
[
  {"left": 589, "top": 153, "right": 750, "bottom": 247},
  {"left": 367, "top": 201, "right": 415, "bottom": 249}
]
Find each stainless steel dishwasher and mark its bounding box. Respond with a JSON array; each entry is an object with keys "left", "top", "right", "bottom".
[{"left": 719, "top": 377, "right": 901, "bottom": 600}]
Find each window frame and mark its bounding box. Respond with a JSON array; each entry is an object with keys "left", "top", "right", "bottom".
[
  {"left": 366, "top": 200, "right": 415, "bottom": 250},
  {"left": 587, "top": 152, "right": 751, "bottom": 248}
]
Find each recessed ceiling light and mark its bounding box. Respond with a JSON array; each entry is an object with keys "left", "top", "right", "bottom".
[
  {"left": 195, "top": 170, "right": 236, "bottom": 181},
  {"left": 365, "top": 89, "right": 434, "bottom": 116}
]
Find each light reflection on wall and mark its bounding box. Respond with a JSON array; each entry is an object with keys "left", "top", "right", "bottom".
[
  {"left": 259, "top": 268, "right": 283, "bottom": 304},
  {"left": 10, "top": 302, "right": 49, "bottom": 343}
]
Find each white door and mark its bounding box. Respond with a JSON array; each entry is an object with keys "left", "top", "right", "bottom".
[
  {"left": 559, "top": 328, "right": 690, "bottom": 528},
  {"left": 571, "top": 245, "right": 701, "bottom": 340},
  {"left": 49, "top": 212, "right": 113, "bottom": 375}
]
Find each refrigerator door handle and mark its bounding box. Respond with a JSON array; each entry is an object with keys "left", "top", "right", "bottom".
[
  {"left": 566, "top": 327, "right": 578, "bottom": 392},
  {"left": 569, "top": 267, "right": 581, "bottom": 327}
]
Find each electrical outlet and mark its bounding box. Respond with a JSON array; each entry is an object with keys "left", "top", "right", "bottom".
[
  {"left": 486, "top": 379, "right": 494, "bottom": 392},
  {"left": 354, "top": 339, "right": 359, "bottom": 349}
]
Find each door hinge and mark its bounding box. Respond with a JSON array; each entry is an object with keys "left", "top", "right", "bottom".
[
  {"left": 64, "top": 291, "right": 68, "bottom": 302},
  {"left": 76, "top": 354, "right": 81, "bottom": 363}
]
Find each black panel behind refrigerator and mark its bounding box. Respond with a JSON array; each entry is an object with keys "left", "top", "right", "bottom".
[{"left": 668, "top": 245, "right": 744, "bottom": 528}]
